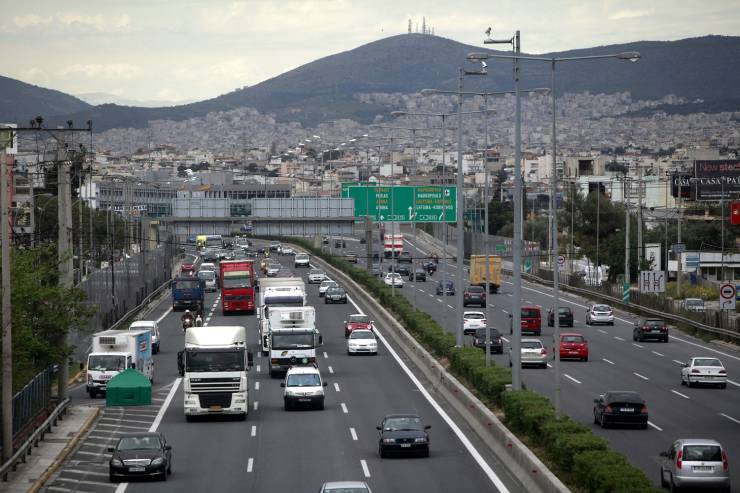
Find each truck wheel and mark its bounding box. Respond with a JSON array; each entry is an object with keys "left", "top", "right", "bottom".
[
  {"left": 88, "top": 389, "right": 96, "bottom": 398},
  {"left": 185, "top": 415, "right": 194, "bottom": 422}
]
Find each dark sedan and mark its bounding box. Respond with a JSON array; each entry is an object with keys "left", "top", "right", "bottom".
[
  {"left": 436, "top": 279, "right": 455, "bottom": 295},
  {"left": 325, "top": 286, "right": 348, "bottom": 304},
  {"left": 422, "top": 260, "right": 437, "bottom": 274},
  {"left": 410, "top": 268, "right": 427, "bottom": 282},
  {"left": 463, "top": 285, "right": 486, "bottom": 307},
  {"left": 389, "top": 264, "right": 410, "bottom": 276},
  {"left": 633, "top": 318, "right": 669, "bottom": 342},
  {"left": 593, "top": 391, "right": 648, "bottom": 429},
  {"left": 472, "top": 328, "right": 503, "bottom": 354},
  {"left": 109, "top": 432, "right": 172, "bottom": 482},
  {"left": 548, "top": 307, "right": 574, "bottom": 327},
  {"left": 377, "top": 414, "right": 430, "bottom": 457}
]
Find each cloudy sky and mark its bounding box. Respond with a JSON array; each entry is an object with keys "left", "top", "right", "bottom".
[{"left": 2, "top": 0, "right": 739, "bottom": 104}]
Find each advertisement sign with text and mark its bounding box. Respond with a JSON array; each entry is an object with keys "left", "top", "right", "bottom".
[{"left": 694, "top": 159, "right": 740, "bottom": 201}]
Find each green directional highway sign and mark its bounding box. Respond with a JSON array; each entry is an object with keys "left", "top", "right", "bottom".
[{"left": 348, "top": 185, "right": 456, "bottom": 222}]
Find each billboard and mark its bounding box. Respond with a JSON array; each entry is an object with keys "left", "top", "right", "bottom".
[
  {"left": 670, "top": 172, "right": 693, "bottom": 198},
  {"left": 694, "top": 159, "right": 740, "bottom": 201}
]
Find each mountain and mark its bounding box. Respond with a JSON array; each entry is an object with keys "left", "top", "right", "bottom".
[
  {"left": 3, "top": 34, "right": 740, "bottom": 131},
  {"left": 76, "top": 92, "right": 197, "bottom": 108},
  {"left": 0, "top": 75, "right": 92, "bottom": 123}
]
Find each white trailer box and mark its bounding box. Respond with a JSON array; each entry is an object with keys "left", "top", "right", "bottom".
[{"left": 87, "top": 329, "right": 154, "bottom": 398}]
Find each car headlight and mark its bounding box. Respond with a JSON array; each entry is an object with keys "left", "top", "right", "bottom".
[
  {"left": 414, "top": 437, "right": 428, "bottom": 443},
  {"left": 151, "top": 457, "right": 165, "bottom": 466},
  {"left": 382, "top": 438, "right": 396, "bottom": 444},
  {"left": 110, "top": 458, "right": 123, "bottom": 467}
]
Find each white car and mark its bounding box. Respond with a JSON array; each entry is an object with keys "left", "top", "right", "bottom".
[
  {"left": 199, "top": 262, "right": 217, "bottom": 272},
  {"left": 129, "top": 320, "right": 160, "bottom": 354},
  {"left": 347, "top": 329, "right": 378, "bottom": 355},
  {"left": 294, "top": 253, "right": 310, "bottom": 268},
  {"left": 681, "top": 357, "right": 727, "bottom": 388},
  {"left": 319, "top": 280, "right": 338, "bottom": 296},
  {"left": 383, "top": 273, "right": 404, "bottom": 288},
  {"left": 308, "top": 269, "right": 326, "bottom": 284},
  {"left": 281, "top": 365, "right": 327, "bottom": 410},
  {"left": 197, "top": 269, "right": 218, "bottom": 292},
  {"left": 585, "top": 304, "right": 614, "bottom": 325},
  {"left": 463, "top": 311, "right": 486, "bottom": 335},
  {"left": 265, "top": 263, "right": 281, "bottom": 277},
  {"left": 282, "top": 247, "right": 295, "bottom": 256},
  {"left": 509, "top": 338, "right": 547, "bottom": 369}
]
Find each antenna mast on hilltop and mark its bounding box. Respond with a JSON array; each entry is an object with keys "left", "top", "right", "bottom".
[
  {"left": 408, "top": 19, "right": 411, "bottom": 34},
  {"left": 422, "top": 16, "right": 426, "bottom": 35}
]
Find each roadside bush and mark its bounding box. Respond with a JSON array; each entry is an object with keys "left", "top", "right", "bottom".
[
  {"left": 501, "top": 390, "right": 552, "bottom": 432},
  {"left": 540, "top": 416, "right": 590, "bottom": 449},
  {"left": 550, "top": 432, "right": 608, "bottom": 471},
  {"left": 573, "top": 450, "right": 659, "bottom": 493}
]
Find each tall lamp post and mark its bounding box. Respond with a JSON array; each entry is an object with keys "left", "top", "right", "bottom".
[{"left": 468, "top": 42, "right": 640, "bottom": 411}]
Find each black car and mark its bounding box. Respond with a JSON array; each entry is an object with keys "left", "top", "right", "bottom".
[
  {"left": 325, "top": 286, "right": 348, "bottom": 304},
  {"left": 472, "top": 328, "right": 503, "bottom": 354},
  {"left": 633, "top": 318, "right": 669, "bottom": 342},
  {"left": 436, "top": 279, "right": 455, "bottom": 295},
  {"left": 377, "top": 414, "right": 430, "bottom": 458},
  {"left": 410, "top": 268, "right": 427, "bottom": 282},
  {"left": 389, "top": 264, "right": 410, "bottom": 276},
  {"left": 360, "top": 237, "right": 367, "bottom": 244},
  {"left": 548, "top": 307, "right": 574, "bottom": 327},
  {"left": 593, "top": 391, "right": 648, "bottom": 429},
  {"left": 422, "top": 260, "right": 437, "bottom": 274},
  {"left": 463, "top": 285, "right": 486, "bottom": 307},
  {"left": 398, "top": 252, "right": 412, "bottom": 263},
  {"left": 109, "top": 432, "right": 172, "bottom": 482}
]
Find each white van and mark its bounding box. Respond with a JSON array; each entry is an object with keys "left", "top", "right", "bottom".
[
  {"left": 198, "top": 269, "right": 218, "bottom": 291},
  {"left": 129, "top": 320, "right": 161, "bottom": 354}
]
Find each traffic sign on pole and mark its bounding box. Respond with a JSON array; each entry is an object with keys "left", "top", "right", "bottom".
[
  {"left": 557, "top": 255, "right": 566, "bottom": 266},
  {"left": 348, "top": 185, "right": 456, "bottom": 222},
  {"left": 622, "top": 282, "right": 630, "bottom": 303},
  {"left": 639, "top": 271, "right": 666, "bottom": 293},
  {"left": 720, "top": 282, "right": 736, "bottom": 310}
]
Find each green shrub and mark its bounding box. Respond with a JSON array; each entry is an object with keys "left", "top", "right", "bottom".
[
  {"left": 551, "top": 432, "right": 608, "bottom": 471},
  {"left": 573, "top": 450, "right": 658, "bottom": 493},
  {"left": 540, "top": 416, "right": 590, "bottom": 450},
  {"left": 501, "top": 390, "right": 552, "bottom": 432}
]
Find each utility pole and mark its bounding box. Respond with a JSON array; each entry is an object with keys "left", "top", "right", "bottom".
[
  {"left": 677, "top": 176, "right": 683, "bottom": 298},
  {"left": 637, "top": 166, "right": 644, "bottom": 268},
  {"left": 624, "top": 177, "right": 631, "bottom": 302},
  {"left": 1, "top": 145, "right": 13, "bottom": 462},
  {"left": 511, "top": 30, "right": 523, "bottom": 389},
  {"left": 455, "top": 67, "right": 465, "bottom": 347},
  {"left": 57, "top": 138, "right": 73, "bottom": 400}
]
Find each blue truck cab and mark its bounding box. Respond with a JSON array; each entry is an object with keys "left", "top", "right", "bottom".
[{"left": 172, "top": 276, "right": 205, "bottom": 311}]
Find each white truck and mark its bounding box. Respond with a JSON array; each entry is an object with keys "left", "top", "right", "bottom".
[
  {"left": 178, "top": 326, "right": 253, "bottom": 421},
  {"left": 87, "top": 329, "right": 154, "bottom": 398},
  {"left": 266, "top": 306, "right": 322, "bottom": 378},
  {"left": 257, "top": 277, "right": 306, "bottom": 355},
  {"left": 383, "top": 234, "right": 404, "bottom": 258}
]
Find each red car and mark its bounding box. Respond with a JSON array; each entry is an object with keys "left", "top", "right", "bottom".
[
  {"left": 181, "top": 262, "right": 196, "bottom": 276},
  {"left": 559, "top": 333, "right": 589, "bottom": 361},
  {"left": 344, "top": 313, "right": 374, "bottom": 338}
]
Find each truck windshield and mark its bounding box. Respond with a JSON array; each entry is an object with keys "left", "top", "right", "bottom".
[
  {"left": 174, "top": 280, "right": 199, "bottom": 290},
  {"left": 223, "top": 274, "right": 251, "bottom": 289},
  {"left": 186, "top": 351, "right": 244, "bottom": 372},
  {"left": 272, "top": 333, "right": 315, "bottom": 349},
  {"left": 89, "top": 355, "right": 126, "bottom": 371}
]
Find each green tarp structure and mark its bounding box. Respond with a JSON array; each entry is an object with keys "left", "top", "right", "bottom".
[{"left": 105, "top": 368, "right": 152, "bottom": 407}]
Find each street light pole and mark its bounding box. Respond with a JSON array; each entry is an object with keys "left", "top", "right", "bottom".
[
  {"left": 550, "top": 59, "right": 561, "bottom": 414},
  {"left": 455, "top": 68, "right": 465, "bottom": 347},
  {"left": 483, "top": 95, "right": 492, "bottom": 366},
  {"left": 511, "top": 30, "right": 523, "bottom": 389}
]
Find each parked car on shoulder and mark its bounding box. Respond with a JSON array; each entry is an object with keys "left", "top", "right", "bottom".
[
  {"left": 681, "top": 357, "right": 727, "bottom": 388},
  {"left": 633, "top": 318, "right": 669, "bottom": 342},
  {"left": 548, "top": 306, "right": 574, "bottom": 327},
  {"left": 659, "top": 439, "right": 731, "bottom": 492},
  {"left": 593, "top": 391, "right": 648, "bottom": 429}
]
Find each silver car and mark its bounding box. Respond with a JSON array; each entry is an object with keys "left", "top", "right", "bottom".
[
  {"left": 319, "top": 481, "right": 372, "bottom": 493},
  {"left": 585, "top": 304, "right": 614, "bottom": 325},
  {"left": 660, "top": 439, "right": 730, "bottom": 492},
  {"left": 509, "top": 338, "right": 548, "bottom": 369}
]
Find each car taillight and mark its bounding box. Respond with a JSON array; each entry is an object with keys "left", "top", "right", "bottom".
[
  {"left": 270, "top": 358, "right": 278, "bottom": 364},
  {"left": 722, "top": 450, "right": 729, "bottom": 471},
  {"left": 464, "top": 293, "right": 470, "bottom": 298},
  {"left": 661, "top": 326, "right": 667, "bottom": 332},
  {"left": 640, "top": 405, "right": 648, "bottom": 414},
  {"left": 718, "top": 369, "right": 727, "bottom": 374},
  {"left": 605, "top": 405, "right": 613, "bottom": 413},
  {"left": 691, "top": 369, "right": 700, "bottom": 373},
  {"left": 676, "top": 450, "right": 683, "bottom": 469},
  {"left": 540, "top": 349, "right": 547, "bottom": 356},
  {"left": 482, "top": 319, "right": 487, "bottom": 324}
]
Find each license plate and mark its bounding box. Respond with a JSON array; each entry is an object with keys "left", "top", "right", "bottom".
[
  {"left": 569, "top": 351, "right": 579, "bottom": 354},
  {"left": 619, "top": 408, "right": 634, "bottom": 413},
  {"left": 209, "top": 405, "right": 222, "bottom": 411},
  {"left": 400, "top": 444, "right": 411, "bottom": 448},
  {"left": 692, "top": 466, "right": 713, "bottom": 472},
  {"left": 129, "top": 466, "right": 145, "bottom": 472},
  {"left": 298, "top": 398, "right": 311, "bottom": 402}
]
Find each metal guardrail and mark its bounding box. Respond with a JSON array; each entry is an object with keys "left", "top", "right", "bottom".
[
  {"left": 1, "top": 398, "right": 70, "bottom": 482},
  {"left": 108, "top": 276, "right": 172, "bottom": 332}
]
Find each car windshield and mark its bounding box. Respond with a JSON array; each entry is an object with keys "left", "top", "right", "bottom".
[
  {"left": 324, "top": 488, "right": 369, "bottom": 493},
  {"left": 467, "top": 286, "right": 484, "bottom": 293},
  {"left": 558, "top": 307, "right": 571, "bottom": 314},
  {"left": 198, "top": 271, "right": 215, "bottom": 280},
  {"left": 117, "top": 436, "right": 161, "bottom": 451},
  {"left": 465, "top": 313, "right": 485, "bottom": 320},
  {"left": 350, "top": 330, "right": 374, "bottom": 340},
  {"left": 521, "top": 308, "right": 540, "bottom": 318},
  {"left": 321, "top": 281, "right": 337, "bottom": 289},
  {"left": 269, "top": 263, "right": 280, "bottom": 270},
  {"left": 593, "top": 305, "right": 610, "bottom": 312},
  {"left": 286, "top": 373, "right": 321, "bottom": 387},
  {"left": 645, "top": 319, "right": 664, "bottom": 326},
  {"left": 310, "top": 269, "right": 323, "bottom": 276},
  {"left": 682, "top": 445, "right": 722, "bottom": 462},
  {"left": 685, "top": 299, "right": 703, "bottom": 306},
  {"left": 562, "top": 335, "right": 584, "bottom": 343},
  {"left": 607, "top": 392, "right": 642, "bottom": 403},
  {"left": 349, "top": 315, "right": 369, "bottom": 324},
  {"left": 474, "top": 328, "right": 499, "bottom": 338},
  {"left": 693, "top": 358, "right": 722, "bottom": 367},
  {"left": 521, "top": 341, "right": 542, "bottom": 349},
  {"left": 327, "top": 287, "right": 344, "bottom": 295},
  {"left": 383, "top": 416, "right": 424, "bottom": 431},
  {"left": 88, "top": 355, "right": 126, "bottom": 371},
  {"left": 296, "top": 255, "right": 309, "bottom": 261}
]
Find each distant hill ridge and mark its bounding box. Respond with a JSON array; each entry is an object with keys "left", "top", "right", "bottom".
[{"left": 2, "top": 34, "right": 740, "bottom": 131}]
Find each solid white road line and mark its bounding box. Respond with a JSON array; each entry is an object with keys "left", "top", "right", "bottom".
[
  {"left": 648, "top": 421, "right": 663, "bottom": 431},
  {"left": 341, "top": 402, "right": 348, "bottom": 414},
  {"left": 251, "top": 425, "right": 257, "bottom": 437},
  {"left": 670, "top": 334, "right": 740, "bottom": 362},
  {"left": 247, "top": 457, "right": 254, "bottom": 472},
  {"left": 671, "top": 390, "right": 690, "bottom": 399},
  {"left": 719, "top": 413, "right": 740, "bottom": 424},
  {"left": 350, "top": 427, "right": 358, "bottom": 441},
  {"left": 360, "top": 459, "right": 371, "bottom": 478},
  {"left": 334, "top": 382, "right": 341, "bottom": 392},
  {"left": 727, "top": 379, "right": 740, "bottom": 387},
  {"left": 672, "top": 359, "right": 686, "bottom": 366},
  {"left": 564, "top": 374, "right": 582, "bottom": 384},
  {"left": 651, "top": 351, "right": 664, "bottom": 357},
  {"left": 634, "top": 372, "right": 649, "bottom": 381},
  {"left": 602, "top": 358, "right": 615, "bottom": 365},
  {"left": 347, "top": 295, "right": 511, "bottom": 492}
]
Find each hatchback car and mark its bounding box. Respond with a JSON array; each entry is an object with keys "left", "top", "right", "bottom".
[
  {"left": 593, "top": 391, "right": 648, "bottom": 429},
  {"left": 389, "top": 264, "right": 410, "bottom": 277},
  {"left": 108, "top": 432, "right": 172, "bottom": 482},
  {"left": 294, "top": 253, "right": 310, "bottom": 268},
  {"left": 681, "top": 357, "right": 727, "bottom": 388},
  {"left": 344, "top": 252, "right": 358, "bottom": 263},
  {"left": 325, "top": 286, "right": 348, "bottom": 304},
  {"left": 410, "top": 268, "right": 427, "bottom": 282},
  {"left": 585, "top": 304, "right": 614, "bottom": 325},
  {"left": 377, "top": 414, "right": 430, "bottom": 458},
  {"left": 633, "top": 318, "right": 669, "bottom": 342},
  {"left": 281, "top": 365, "right": 327, "bottom": 411},
  {"left": 472, "top": 328, "right": 503, "bottom": 354},
  {"left": 383, "top": 273, "right": 404, "bottom": 288},
  {"left": 319, "top": 481, "right": 373, "bottom": 493},
  {"left": 308, "top": 269, "right": 326, "bottom": 284},
  {"left": 398, "top": 251, "right": 412, "bottom": 263},
  {"left": 266, "top": 263, "right": 282, "bottom": 277},
  {"left": 509, "top": 339, "right": 548, "bottom": 369},
  {"left": 517, "top": 306, "right": 542, "bottom": 336},
  {"left": 682, "top": 297, "right": 706, "bottom": 313},
  {"left": 548, "top": 307, "right": 574, "bottom": 327},
  {"left": 347, "top": 330, "right": 378, "bottom": 355},
  {"left": 319, "top": 280, "right": 338, "bottom": 296},
  {"left": 463, "top": 285, "right": 486, "bottom": 307},
  {"left": 197, "top": 269, "right": 218, "bottom": 292},
  {"left": 659, "top": 439, "right": 731, "bottom": 492},
  {"left": 463, "top": 311, "right": 486, "bottom": 335},
  {"left": 422, "top": 260, "right": 437, "bottom": 274},
  {"left": 344, "top": 314, "right": 374, "bottom": 338},
  {"left": 436, "top": 279, "right": 455, "bottom": 295},
  {"left": 559, "top": 333, "right": 589, "bottom": 361}
]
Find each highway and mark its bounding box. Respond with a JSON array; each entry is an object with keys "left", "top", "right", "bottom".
[
  {"left": 338, "top": 235, "right": 740, "bottom": 489},
  {"left": 46, "top": 242, "right": 527, "bottom": 492}
]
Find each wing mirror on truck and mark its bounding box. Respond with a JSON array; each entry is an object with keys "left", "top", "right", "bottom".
[
  {"left": 280, "top": 382, "right": 285, "bottom": 387},
  {"left": 323, "top": 381, "right": 328, "bottom": 387}
]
